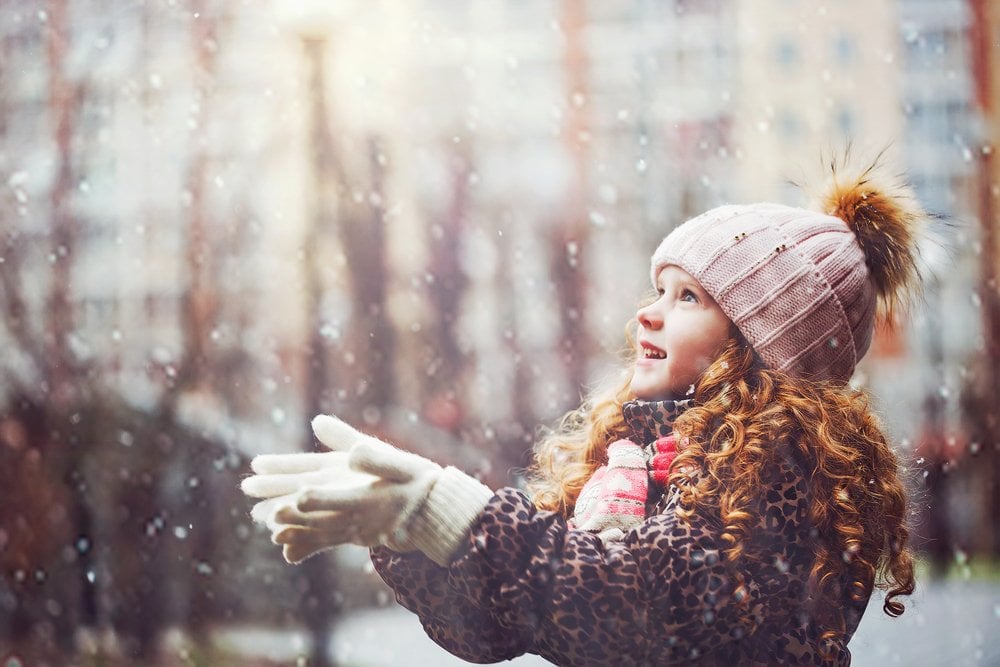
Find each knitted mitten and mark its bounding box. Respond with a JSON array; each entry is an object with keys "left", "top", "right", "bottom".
[
  {"left": 242, "top": 415, "right": 493, "bottom": 566},
  {"left": 648, "top": 435, "right": 679, "bottom": 486},
  {"left": 571, "top": 439, "right": 648, "bottom": 541}
]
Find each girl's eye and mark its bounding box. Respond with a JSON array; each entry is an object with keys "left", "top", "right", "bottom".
[{"left": 680, "top": 289, "right": 699, "bottom": 303}]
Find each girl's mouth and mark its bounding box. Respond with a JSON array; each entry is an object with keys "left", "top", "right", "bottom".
[{"left": 639, "top": 342, "right": 666, "bottom": 359}]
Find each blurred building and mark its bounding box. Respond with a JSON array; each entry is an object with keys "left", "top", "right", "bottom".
[
  {"left": 0, "top": 0, "right": 989, "bottom": 488},
  {"left": 733, "top": 1, "right": 904, "bottom": 200},
  {"left": 0, "top": 1, "right": 313, "bottom": 452},
  {"left": 1, "top": 0, "right": 988, "bottom": 493},
  {"left": 865, "top": 0, "right": 980, "bottom": 446},
  {"left": 310, "top": 0, "right": 744, "bottom": 458}
]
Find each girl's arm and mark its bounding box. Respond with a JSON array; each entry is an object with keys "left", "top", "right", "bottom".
[
  {"left": 371, "top": 487, "right": 760, "bottom": 665},
  {"left": 241, "top": 415, "right": 769, "bottom": 662}
]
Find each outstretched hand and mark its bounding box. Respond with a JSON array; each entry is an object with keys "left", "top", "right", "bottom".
[
  {"left": 242, "top": 414, "right": 494, "bottom": 566},
  {"left": 241, "top": 416, "right": 453, "bottom": 564}
]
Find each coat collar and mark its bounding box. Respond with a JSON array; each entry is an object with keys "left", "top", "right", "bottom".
[{"left": 621, "top": 398, "right": 693, "bottom": 444}]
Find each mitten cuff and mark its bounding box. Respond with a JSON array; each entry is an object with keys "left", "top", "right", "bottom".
[{"left": 407, "top": 466, "right": 494, "bottom": 566}]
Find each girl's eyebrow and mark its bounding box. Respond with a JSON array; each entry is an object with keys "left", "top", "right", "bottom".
[
  {"left": 675, "top": 276, "right": 703, "bottom": 293},
  {"left": 657, "top": 273, "right": 696, "bottom": 292},
  {"left": 657, "top": 269, "right": 704, "bottom": 295}
]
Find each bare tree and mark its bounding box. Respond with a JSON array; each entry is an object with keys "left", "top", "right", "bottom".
[
  {"left": 167, "top": 0, "right": 227, "bottom": 407},
  {"left": 44, "top": 0, "right": 86, "bottom": 408},
  {"left": 549, "top": 0, "right": 593, "bottom": 399},
  {"left": 422, "top": 144, "right": 472, "bottom": 433},
  {"left": 336, "top": 135, "right": 397, "bottom": 417}
]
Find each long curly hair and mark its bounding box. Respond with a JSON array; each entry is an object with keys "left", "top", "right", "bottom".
[
  {"left": 525, "top": 323, "right": 915, "bottom": 640},
  {"left": 526, "top": 378, "right": 634, "bottom": 518}
]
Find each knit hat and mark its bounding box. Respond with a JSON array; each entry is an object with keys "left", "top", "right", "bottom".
[{"left": 650, "top": 159, "right": 923, "bottom": 383}]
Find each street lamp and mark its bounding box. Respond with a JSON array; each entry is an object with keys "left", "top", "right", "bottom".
[
  {"left": 275, "top": 0, "right": 355, "bottom": 41},
  {"left": 274, "top": 6, "right": 356, "bottom": 666}
]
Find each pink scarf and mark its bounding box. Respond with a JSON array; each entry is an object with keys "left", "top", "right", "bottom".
[{"left": 570, "top": 399, "right": 690, "bottom": 539}]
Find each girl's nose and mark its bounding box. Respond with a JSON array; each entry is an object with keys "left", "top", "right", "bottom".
[{"left": 637, "top": 303, "right": 662, "bottom": 330}]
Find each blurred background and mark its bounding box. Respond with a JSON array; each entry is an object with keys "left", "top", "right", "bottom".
[{"left": 1, "top": 0, "right": 998, "bottom": 665}]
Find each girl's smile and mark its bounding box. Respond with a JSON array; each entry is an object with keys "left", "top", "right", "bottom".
[
  {"left": 638, "top": 340, "right": 667, "bottom": 360},
  {"left": 631, "top": 264, "right": 732, "bottom": 401}
]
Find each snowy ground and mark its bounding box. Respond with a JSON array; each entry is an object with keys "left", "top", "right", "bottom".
[
  {"left": 214, "top": 578, "right": 1000, "bottom": 666},
  {"left": 850, "top": 579, "right": 1000, "bottom": 667}
]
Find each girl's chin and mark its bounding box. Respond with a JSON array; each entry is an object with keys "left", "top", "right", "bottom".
[{"left": 630, "top": 382, "right": 676, "bottom": 402}]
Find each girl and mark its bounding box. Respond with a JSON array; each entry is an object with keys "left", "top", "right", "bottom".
[{"left": 242, "top": 158, "right": 921, "bottom": 665}]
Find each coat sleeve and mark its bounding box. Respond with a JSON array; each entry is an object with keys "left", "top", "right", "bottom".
[{"left": 370, "top": 487, "right": 761, "bottom": 665}]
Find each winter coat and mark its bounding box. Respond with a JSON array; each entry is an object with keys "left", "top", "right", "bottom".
[{"left": 371, "top": 400, "right": 870, "bottom": 665}]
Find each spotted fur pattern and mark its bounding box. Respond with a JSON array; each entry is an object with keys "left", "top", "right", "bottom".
[
  {"left": 622, "top": 398, "right": 691, "bottom": 443},
  {"left": 371, "top": 402, "right": 868, "bottom": 665}
]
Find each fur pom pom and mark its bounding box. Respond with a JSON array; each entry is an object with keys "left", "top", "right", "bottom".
[{"left": 817, "top": 153, "right": 924, "bottom": 319}]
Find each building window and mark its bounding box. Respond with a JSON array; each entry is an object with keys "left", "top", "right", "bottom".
[
  {"left": 676, "top": 0, "right": 722, "bottom": 15},
  {"left": 777, "top": 111, "right": 800, "bottom": 141},
  {"left": 833, "top": 33, "right": 856, "bottom": 65},
  {"left": 774, "top": 37, "right": 800, "bottom": 68},
  {"left": 836, "top": 107, "right": 855, "bottom": 135}
]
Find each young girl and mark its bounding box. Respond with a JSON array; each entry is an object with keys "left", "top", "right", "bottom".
[{"left": 242, "top": 159, "right": 921, "bottom": 665}]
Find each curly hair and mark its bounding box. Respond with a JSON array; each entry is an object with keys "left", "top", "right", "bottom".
[
  {"left": 526, "top": 372, "right": 634, "bottom": 518},
  {"left": 525, "top": 325, "right": 915, "bottom": 642}
]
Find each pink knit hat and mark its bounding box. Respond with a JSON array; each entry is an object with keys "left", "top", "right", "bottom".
[{"left": 650, "top": 164, "right": 923, "bottom": 384}]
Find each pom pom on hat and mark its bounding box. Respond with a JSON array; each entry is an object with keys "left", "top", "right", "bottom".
[
  {"left": 817, "top": 153, "right": 923, "bottom": 321},
  {"left": 649, "top": 150, "right": 928, "bottom": 384}
]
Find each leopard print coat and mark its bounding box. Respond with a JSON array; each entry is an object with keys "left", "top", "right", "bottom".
[{"left": 371, "top": 400, "right": 869, "bottom": 665}]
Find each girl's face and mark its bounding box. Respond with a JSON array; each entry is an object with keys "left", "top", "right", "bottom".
[{"left": 631, "top": 264, "right": 733, "bottom": 401}]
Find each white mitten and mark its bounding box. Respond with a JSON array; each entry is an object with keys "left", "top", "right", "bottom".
[
  {"left": 241, "top": 415, "right": 493, "bottom": 566},
  {"left": 241, "top": 451, "right": 377, "bottom": 536}
]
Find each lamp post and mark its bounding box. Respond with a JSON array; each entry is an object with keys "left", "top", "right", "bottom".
[
  {"left": 969, "top": 0, "right": 1000, "bottom": 558},
  {"left": 277, "top": 3, "right": 355, "bottom": 665}
]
